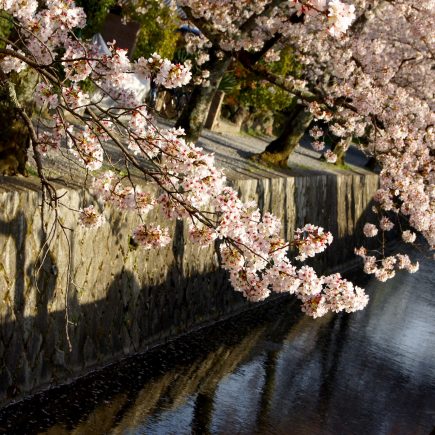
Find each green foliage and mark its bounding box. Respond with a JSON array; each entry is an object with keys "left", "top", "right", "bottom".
[
  {"left": 227, "top": 46, "right": 303, "bottom": 114},
  {"left": 75, "top": 0, "right": 116, "bottom": 38},
  {"left": 75, "top": 1, "right": 179, "bottom": 59},
  {"left": 218, "top": 72, "right": 238, "bottom": 93},
  {"left": 238, "top": 81, "right": 292, "bottom": 113},
  {"left": 127, "top": 1, "right": 181, "bottom": 60},
  {"left": 0, "top": 12, "right": 13, "bottom": 49},
  {"left": 172, "top": 48, "right": 190, "bottom": 64}
]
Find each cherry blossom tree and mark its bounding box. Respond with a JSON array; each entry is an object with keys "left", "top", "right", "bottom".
[
  {"left": 142, "top": 0, "right": 434, "bottom": 281},
  {"left": 0, "top": 0, "right": 377, "bottom": 320},
  {"left": 165, "top": 0, "right": 357, "bottom": 141},
  {"left": 193, "top": 0, "right": 433, "bottom": 267},
  {"left": 132, "top": 0, "right": 435, "bottom": 275},
  {"left": 266, "top": 0, "right": 434, "bottom": 277}
]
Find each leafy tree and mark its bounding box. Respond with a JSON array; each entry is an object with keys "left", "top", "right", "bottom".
[{"left": 123, "top": 1, "right": 181, "bottom": 60}]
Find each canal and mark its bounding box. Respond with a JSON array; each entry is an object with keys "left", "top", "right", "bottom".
[{"left": 0, "top": 252, "right": 434, "bottom": 435}]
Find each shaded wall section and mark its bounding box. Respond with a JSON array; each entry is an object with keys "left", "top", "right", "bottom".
[{"left": 0, "top": 173, "right": 379, "bottom": 405}]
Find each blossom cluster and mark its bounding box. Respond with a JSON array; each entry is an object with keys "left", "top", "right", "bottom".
[
  {"left": 292, "top": 0, "right": 356, "bottom": 37},
  {"left": 355, "top": 248, "right": 420, "bottom": 282},
  {"left": 293, "top": 224, "right": 333, "bottom": 261},
  {"left": 133, "top": 224, "right": 171, "bottom": 249},
  {"left": 78, "top": 205, "right": 105, "bottom": 229},
  {"left": 136, "top": 53, "right": 192, "bottom": 89},
  {"left": 92, "top": 171, "right": 156, "bottom": 214},
  {"left": 282, "top": 0, "right": 434, "bottom": 270},
  {"left": 87, "top": 120, "right": 367, "bottom": 318},
  {"left": 323, "top": 150, "right": 337, "bottom": 163},
  {"left": 300, "top": 272, "right": 368, "bottom": 318},
  {"left": 174, "top": 0, "right": 356, "bottom": 56}
]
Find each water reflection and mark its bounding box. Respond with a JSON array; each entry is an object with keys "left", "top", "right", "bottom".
[{"left": 0, "top": 254, "right": 434, "bottom": 435}]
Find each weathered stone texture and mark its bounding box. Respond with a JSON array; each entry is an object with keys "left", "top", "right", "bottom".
[{"left": 0, "top": 173, "right": 378, "bottom": 405}]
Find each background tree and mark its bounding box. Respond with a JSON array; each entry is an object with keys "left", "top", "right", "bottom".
[
  {"left": 222, "top": 46, "right": 302, "bottom": 136},
  {"left": 122, "top": 0, "right": 181, "bottom": 60},
  {"left": 75, "top": 0, "right": 116, "bottom": 37}
]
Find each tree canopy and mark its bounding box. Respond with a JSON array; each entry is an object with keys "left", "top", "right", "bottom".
[{"left": 0, "top": 0, "right": 432, "bottom": 318}]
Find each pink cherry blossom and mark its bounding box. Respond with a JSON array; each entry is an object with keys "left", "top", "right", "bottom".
[
  {"left": 402, "top": 230, "right": 417, "bottom": 244},
  {"left": 79, "top": 205, "right": 105, "bottom": 229},
  {"left": 323, "top": 150, "right": 337, "bottom": 163},
  {"left": 363, "top": 223, "right": 378, "bottom": 238},
  {"left": 133, "top": 224, "right": 171, "bottom": 249}
]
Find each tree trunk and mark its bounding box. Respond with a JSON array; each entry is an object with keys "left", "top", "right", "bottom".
[
  {"left": 0, "top": 70, "right": 37, "bottom": 176},
  {"left": 232, "top": 106, "right": 249, "bottom": 129},
  {"left": 204, "top": 90, "right": 225, "bottom": 130},
  {"left": 176, "top": 48, "right": 232, "bottom": 143},
  {"left": 332, "top": 136, "right": 351, "bottom": 166},
  {"left": 253, "top": 104, "right": 313, "bottom": 167}
]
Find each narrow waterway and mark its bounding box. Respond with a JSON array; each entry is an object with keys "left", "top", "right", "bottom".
[{"left": 0, "top": 253, "right": 434, "bottom": 435}]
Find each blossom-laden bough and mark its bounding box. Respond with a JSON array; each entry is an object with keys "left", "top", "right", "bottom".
[
  {"left": 0, "top": 0, "right": 431, "bottom": 322},
  {"left": 173, "top": 0, "right": 433, "bottom": 275}
]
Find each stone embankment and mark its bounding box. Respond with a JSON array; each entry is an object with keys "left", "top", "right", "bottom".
[{"left": 0, "top": 164, "right": 378, "bottom": 406}]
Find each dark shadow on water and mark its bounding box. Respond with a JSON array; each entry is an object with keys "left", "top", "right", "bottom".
[
  {"left": 0, "top": 295, "right": 301, "bottom": 434},
  {"left": 0, "top": 253, "right": 434, "bottom": 434}
]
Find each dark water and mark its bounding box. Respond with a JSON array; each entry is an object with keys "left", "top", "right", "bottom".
[{"left": 0, "top": 254, "right": 434, "bottom": 435}]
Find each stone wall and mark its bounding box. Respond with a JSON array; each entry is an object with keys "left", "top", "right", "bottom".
[{"left": 0, "top": 173, "right": 379, "bottom": 406}]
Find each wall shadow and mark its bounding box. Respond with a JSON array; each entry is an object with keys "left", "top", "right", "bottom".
[
  {"left": 292, "top": 173, "right": 380, "bottom": 274},
  {"left": 0, "top": 260, "right": 256, "bottom": 406},
  {"left": 0, "top": 291, "right": 302, "bottom": 434},
  {"left": 0, "top": 213, "right": 59, "bottom": 402}
]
